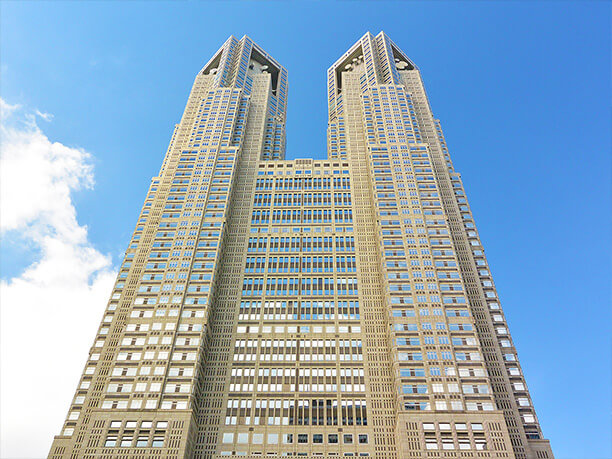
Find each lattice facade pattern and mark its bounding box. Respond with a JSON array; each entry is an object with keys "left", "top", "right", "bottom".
[{"left": 49, "top": 32, "right": 553, "bottom": 459}]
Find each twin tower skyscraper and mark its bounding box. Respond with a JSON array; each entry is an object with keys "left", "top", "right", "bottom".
[{"left": 49, "top": 32, "right": 553, "bottom": 458}]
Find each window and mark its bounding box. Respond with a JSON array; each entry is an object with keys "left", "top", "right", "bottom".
[
  {"left": 136, "top": 437, "right": 149, "bottom": 447},
  {"left": 425, "top": 439, "right": 438, "bottom": 450},
  {"left": 222, "top": 433, "right": 233, "bottom": 444},
  {"left": 442, "top": 440, "right": 454, "bottom": 450},
  {"left": 104, "top": 436, "right": 117, "bottom": 447},
  {"left": 252, "top": 434, "right": 263, "bottom": 444},
  {"left": 475, "top": 440, "right": 488, "bottom": 450},
  {"left": 523, "top": 413, "right": 536, "bottom": 423},
  {"left": 120, "top": 436, "right": 133, "bottom": 447},
  {"left": 268, "top": 433, "right": 279, "bottom": 444},
  {"left": 151, "top": 437, "right": 164, "bottom": 448}
]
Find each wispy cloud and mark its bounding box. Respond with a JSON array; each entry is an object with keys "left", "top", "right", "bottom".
[
  {"left": 0, "top": 98, "right": 20, "bottom": 118},
  {"left": 0, "top": 99, "right": 116, "bottom": 458},
  {"left": 35, "top": 109, "right": 53, "bottom": 122}
]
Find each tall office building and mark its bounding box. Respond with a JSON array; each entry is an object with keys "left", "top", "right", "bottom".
[{"left": 49, "top": 32, "right": 553, "bottom": 459}]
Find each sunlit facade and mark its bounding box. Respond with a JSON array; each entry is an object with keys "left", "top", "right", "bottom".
[{"left": 49, "top": 32, "right": 553, "bottom": 459}]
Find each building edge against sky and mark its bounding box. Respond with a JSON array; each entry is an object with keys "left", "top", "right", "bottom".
[{"left": 48, "top": 32, "right": 554, "bottom": 458}]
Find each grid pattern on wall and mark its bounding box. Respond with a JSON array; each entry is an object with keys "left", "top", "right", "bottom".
[{"left": 48, "top": 32, "right": 553, "bottom": 459}]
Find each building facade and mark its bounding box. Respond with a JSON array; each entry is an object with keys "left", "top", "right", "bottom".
[{"left": 49, "top": 32, "right": 553, "bottom": 459}]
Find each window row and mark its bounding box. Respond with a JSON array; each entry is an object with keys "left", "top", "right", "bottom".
[
  {"left": 247, "top": 236, "right": 355, "bottom": 252},
  {"left": 254, "top": 177, "right": 351, "bottom": 190},
  {"left": 239, "top": 300, "right": 360, "bottom": 321},
  {"left": 225, "top": 398, "right": 367, "bottom": 426},
  {"left": 246, "top": 256, "right": 356, "bottom": 273},
  {"left": 221, "top": 432, "right": 368, "bottom": 446},
  {"left": 253, "top": 193, "right": 352, "bottom": 207},
  {"left": 242, "top": 277, "right": 358, "bottom": 297},
  {"left": 233, "top": 339, "right": 363, "bottom": 362},
  {"left": 251, "top": 210, "right": 353, "bottom": 224}
]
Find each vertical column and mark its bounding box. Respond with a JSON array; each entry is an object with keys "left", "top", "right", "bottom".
[
  {"left": 340, "top": 63, "right": 399, "bottom": 458},
  {"left": 195, "top": 71, "right": 272, "bottom": 458}
]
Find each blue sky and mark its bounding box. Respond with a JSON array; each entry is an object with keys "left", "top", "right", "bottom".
[{"left": 1, "top": 2, "right": 610, "bottom": 458}]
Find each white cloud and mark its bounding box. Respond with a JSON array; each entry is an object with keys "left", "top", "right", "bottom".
[
  {"left": 0, "top": 99, "right": 116, "bottom": 458},
  {"left": 35, "top": 109, "right": 53, "bottom": 122}
]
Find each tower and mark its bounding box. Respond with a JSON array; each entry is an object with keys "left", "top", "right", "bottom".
[{"left": 49, "top": 32, "right": 553, "bottom": 459}]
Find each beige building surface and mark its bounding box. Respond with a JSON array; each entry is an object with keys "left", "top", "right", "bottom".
[{"left": 48, "top": 32, "right": 554, "bottom": 459}]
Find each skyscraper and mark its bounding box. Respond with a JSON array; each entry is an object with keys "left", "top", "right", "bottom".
[{"left": 49, "top": 32, "right": 553, "bottom": 459}]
